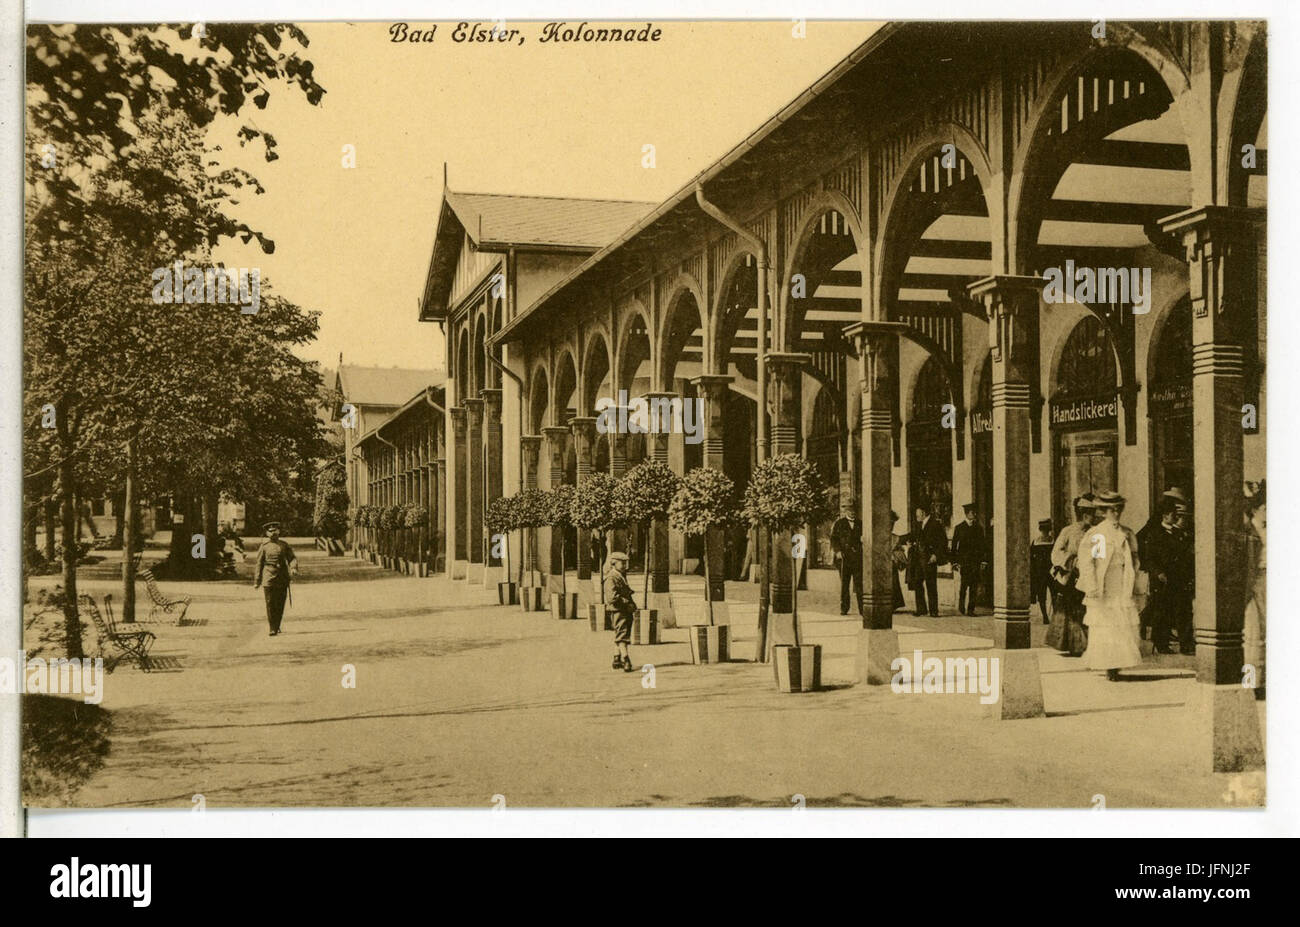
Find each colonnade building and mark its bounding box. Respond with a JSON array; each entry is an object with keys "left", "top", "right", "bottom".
[{"left": 413, "top": 21, "right": 1266, "bottom": 770}]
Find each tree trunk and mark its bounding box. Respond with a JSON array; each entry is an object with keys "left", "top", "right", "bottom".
[
  {"left": 122, "top": 437, "right": 138, "bottom": 623},
  {"left": 59, "top": 454, "right": 83, "bottom": 658},
  {"left": 202, "top": 489, "right": 219, "bottom": 543},
  {"left": 43, "top": 496, "right": 57, "bottom": 561},
  {"left": 704, "top": 534, "right": 714, "bottom": 626},
  {"left": 756, "top": 527, "right": 770, "bottom": 663}
]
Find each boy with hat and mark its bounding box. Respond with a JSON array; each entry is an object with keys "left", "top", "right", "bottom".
[
  {"left": 604, "top": 551, "right": 637, "bottom": 672},
  {"left": 254, "top": 521, "right": 298, "bottom": 636}
]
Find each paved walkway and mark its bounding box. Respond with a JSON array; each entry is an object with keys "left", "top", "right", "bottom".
[{"left": 29, "top": 547, "right": 1264, "bottom": 809}]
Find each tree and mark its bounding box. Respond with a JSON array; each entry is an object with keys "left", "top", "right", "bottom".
[
  {"left": 743, "top": 454, "right": 830, "bottom": 649},
  {"left": 313, "top": 460, "right": 349, "bottom": 540},
  {"left": 615, "top": 461, "right": 681, "bottom": 604},
  {"left": 512, "top": 488, "right": 549, "bottom": 588},
  {"left": 569, "top": 472, "right": 629, "bottom": 607},
  {"left": 669, "top": 467, "right": 738, "bottom": 626},
  {"left": 25, "top": 24, "right": 327, "bottom": 651},
  {"left": 485, "top": 495, "right": 516, "bottom": 585},
  {"left": 546, "top": 485, "right": 577, "bottom": 607}
]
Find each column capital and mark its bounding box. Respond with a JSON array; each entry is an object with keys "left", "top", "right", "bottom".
[
  {"left": 479, "top": 388, "right": 503, "bottom": 419},
  {"left": 541, "top": 424, "right": 570, "bottom": 441},
  {"left": 463, "top": 396, "right": 485, "bottom": 418},
  {"left": 968, "top": 275, "right": 1043, "bottom": 375},
  {"left": 763, "top": 352, "right": 812, "bottom": 385},
  {"left": 689, "top": 373, "right": 733, "bottom": 394},
  {"left": 568, "top": 416, "right": 598, "bottom": 443},
  {"left": 449, "top": 406, "right": 467, "bottom": 436},
  {"left": 1158, "top": 205, "right": 1264, "bottom": 328},
  {"left": 844, "top": 320, "right": 906, "bottom": 352}
]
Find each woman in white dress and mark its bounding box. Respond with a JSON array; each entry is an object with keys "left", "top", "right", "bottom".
[{"left": 1077, "top": 490, "right": 1143, "bottom": 680}]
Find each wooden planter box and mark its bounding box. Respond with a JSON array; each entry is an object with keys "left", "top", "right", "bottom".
[
  {"left": 773, "top": 644, "right": 822, "bottom": 693},
  {"left": 519, "top": 586, "right": 544, "bottom": 612},
  {"left": 687, "top": 625, "right": 729, "bottom": 664},
  {"left": 588, "top": 605, "right": 613, "bottom": 631},
  {"left": 498, "top": 581, "right": 518, "bottom": 605},
  {"left": 632, "top": 610, "right": 659, "bottom": 645},
  {"left": 550, "top": 591, "right": 579, "bottom": 620}
]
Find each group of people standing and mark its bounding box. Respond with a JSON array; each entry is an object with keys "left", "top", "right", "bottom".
[
  {"left": 1046, "top": 487, "right": 1200, "bottom": 681},
  {"left": 830, "top": 503, "right": 991, "bottom": 618}
]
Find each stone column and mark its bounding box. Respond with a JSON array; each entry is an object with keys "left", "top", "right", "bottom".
[
  {"left": 481, "top": 388, "right": 504, "bottom": 572},
  {"left": 450, "top": 407, "right": 468, "bottom": 578},
  {"left": 434, "top": 457, "right": 446, "bottom": 572},
  {"left": 640, "top": 393, "right": 676, "bottom": 615},
  {"left": 608, "top": 414, "right": 629, "bottom": 552},
  {"left": 542, "top": 425, "right": 570, "bottom": 588},
  {"left": 1159, "top": 205, "right": 1264, "bottom": 771},
  {"left": 968, "top": 275, "right": 1045, "bottom": 719},
  {"left": 691, "top": 374, "right": 733, "bottom": 605},
  {"left": 847, "top": 323, "right": 901, "bottom": 683},
  {"left": 763, "top": 354, "right": 810, "bottom": 627},
  {"left": 464, "top": 398, "right": 485, "bottom": 572},
  {"left": 520, "top": 435, "right": 543, "bottom": 586},
  {"left": 570, "top": 416, "right": 598, "bottom": 591}
]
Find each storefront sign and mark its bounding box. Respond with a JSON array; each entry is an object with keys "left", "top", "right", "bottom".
[
  {"left": 1049, "top": 394, "right": 1118, "bottom": 428},
  {"left": 1148, "top": 379, "right": 1192, "bottom": 414},
  {"left": 970, "top": 408, "right": 992, "bottom": 436}
]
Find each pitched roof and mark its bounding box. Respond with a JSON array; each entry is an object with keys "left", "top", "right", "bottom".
[
  {"left": 419, "top": 189, "right": 656, "bottom": 322},
  {"left": 444, "top": 190, "right": 655, "bottom": 250},
  {"left": 335, "top": 365, "right": 444, "bottom": 410}
]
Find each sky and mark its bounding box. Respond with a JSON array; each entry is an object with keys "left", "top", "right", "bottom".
[{"left": 209, "top": 19, "right": 882, "bottom": 372}]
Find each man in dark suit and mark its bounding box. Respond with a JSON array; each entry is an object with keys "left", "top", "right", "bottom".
[
  {"left": 908, "top": 505, "right": 948, "bottom": 617},
  {"left": 830, "top": 509, "right": 863, "bottom": 616},
  {"left": 949, "top": 503, "right": 986, "bottom": 616}
]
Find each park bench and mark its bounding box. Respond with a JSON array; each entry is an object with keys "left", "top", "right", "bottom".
[
  {"left": 80, "top": 593, "right": 155, "bottom": 673},
  {"left": 138, "top": 568, "right": 191, "bottom": 624}
]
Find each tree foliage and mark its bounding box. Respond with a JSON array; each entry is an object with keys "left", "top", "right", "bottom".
[{"left": 743, "top": 454, "right": 831, "bottom": 532}]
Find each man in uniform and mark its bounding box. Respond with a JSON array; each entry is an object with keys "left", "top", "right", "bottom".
[
  {"left": 253, "top": 521, "right": 298, "bottom": 636},
  {"left": 948, "top": 503, "right": 986, "bottom": 616},
  {"left": 604, "top": 551, "right": 636, "bottom": 672},
  {"left": 830, "top": 507, "right": 864, "bottom": 616}
]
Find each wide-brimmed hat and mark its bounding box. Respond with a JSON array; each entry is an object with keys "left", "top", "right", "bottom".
[
  {"left": 608, "top": 551, "right": 629, "bottom": 564},
  {"left": 1162, "top": 486, "right": 1189, "bottom": 503},
  {"left": 1095, "top": 490, "right": 1126, "bottom": 508},
  {"left": 1038, "top": 518, "right": 1054, "bottom": 530}
]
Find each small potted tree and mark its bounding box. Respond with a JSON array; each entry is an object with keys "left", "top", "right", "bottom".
[
  {"left": 380, "top": 504, "right": 401, "bottom": 570},
  {"left": 403, "top": 503, "right": 430, "bottom": 576},
  {"left": 744, "top": 454, "right": 829, "bottom": 691},
  {"left": 546, "top": 485, "right": 579, "bottom": 619},
  {"left": 669, "top": 467, "right": 738, "bottom": 660},
  {"left": 513, "top": 488, "right": 548, "bottom": 612},
  {"left": 570, "top": 472, "right": 626, "bottom": 631},
  {"left": 486, "top": 494, "right": 517, "bottom": 605},
  {"left": 615, "top": 460, "right": 681, "bottom": 632}
]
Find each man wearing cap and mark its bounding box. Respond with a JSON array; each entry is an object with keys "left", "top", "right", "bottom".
[
  {"left": 254, "top": 521, "right": 298, "bottom": 636},
  {"left": 1030, "top": 518, "right": 1055, "bottom": 624},
  {"left": 604, "top": 551, "right": 636, "bottom": 672},
  {"left": 949, "top": 503, "right": 986, "bottom": 616},
  {"left": 1143, "top": 495, "right": 1194, "bottom": 654}
]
